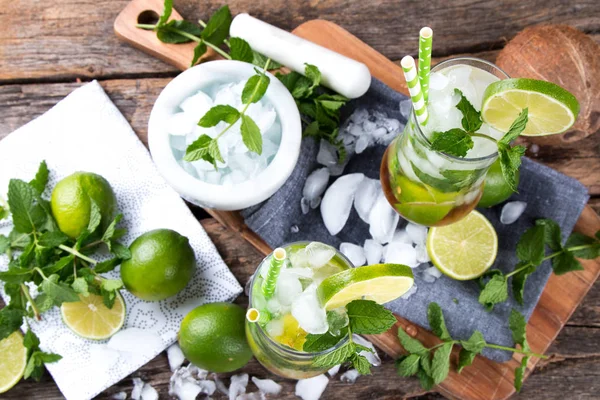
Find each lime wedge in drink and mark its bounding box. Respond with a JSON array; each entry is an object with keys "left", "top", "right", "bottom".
[
  {"left": 481, "top": 78, "right": 579, "bottom": 136},
  {"left": 427, "top": 210, "right": 498, "bottom": 280},
  {"left": 317, "top": 264, "right": 414, "bottom": 310},
  {"left": 61, "top": 293, "right": 126, "bottom": 340},
  {"left": 0, "top": 331, "right": 27, "bottom": 394}
]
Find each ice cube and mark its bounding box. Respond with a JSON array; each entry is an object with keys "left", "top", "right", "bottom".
[
  {"left": 400, "top": 283, "right": 418, "bottom": 299},
  {"left": 310, "top": 197, "right": 322, "bottom": 209},
  {"left": 354, "top": 178, "right": 380, "bottom": 223},
  {"left": 291, "top": 286, "right": 328, "bottom": 334},
  {"left": 286, "top": 267, "right": 314, "bottom": 278},
  {"left": 214, "top": 84, "right": 240, "bottom": 108},
  {"left": 416, "top": 243, "right": 431, "bottom": 263},
  {"left": 305, "top": 242, "right": 337, "bottom": 268},
  {"left": 167, "top": 112, "right": 196, "bottom": 136},
  {"left": 295, "top": 374, "right": 329, "bottom": 400},
  {"left": 348, "top": 123, "right": 365, "bottom": 137},
  {"left": 303, "top": 168, "right": 331, "bottom": 201},
  {"left": 321, "top": 173, "right": 365, "bottom": 235},
  {"left": 422, "top": 271, "right": 436, "bottom": 283},
  {"left": 355, "top": 135, "right": 371, "bottom": 154},
  {"left": 236, "top": 392, "right": 263, "bottom": 400},
  {"left": 369, "top": 193, "right": 400, "bottom": 244},
  {"left": 266, "top": 318, "right": 285, "bottom": 337},
  {"left": 317, "top": 140, "right": 338, "bottom": 167},
  {"left": 363, "top": 119, "right": 377, "bottom": 133},
  {"left": 363, "top": 239, "right": 383, "bottom": 265},
  {"left": 399, "top": 99, "right": 412, "bottom": 119},
  {"left": 424, "top": 266, "right": 442, "bottom": 279},
  {"left": 196, "top": 380, "right": 216, "bottom": 396},
  {"left": 169, "top": 364, "right": 211, "bottom": 400},
  {"left": 340, "top": 369, "right": 360, "bottom": 383},
  {"left": 392, "top": 229, "right": 412, "bottom": 244},
  {"left": 266, "top": 298, "right": 289, "bottom": 316},
  {"left": 167, "top": 343, "right": 186, "bottom": 372},
  {"left": 229, "top": 374, "right": 249, "bottom": 400},
  {"left": 251, "top": 377, "right": 282, "bottom": 396},
  {"left": 111, "top": 392, "right": 127, "bottom": 400},
  {"left": 406, "top": 223, "right": 428, "bottom": 245},
  {"left": 301, "top": 197, "right": 310, "bottom": 215},
  {"left": 339, "top": 243, "right": 366, "bottom": 266},
  {"left": 275, "top": 271, "right": 303, "bottom": 306},
  {"left": 327, "top": 158, "right": 349, "bottom": 177},
  {"left": 384, "top": 243, "right": 418, "bottom": 268},
  {"left": 290, "top": 225, "right": 300, "bottom": 234},
  {"left": 180, "top": 90, "right": 213, "bottom": 119},
  {"left": 132, "top": 378, "right": 145, "bottom": 400},
  {"left": 500, "top": 201, "right": 527, "bottom": 225},
  {"left": 328, "top": 365, "right": 341, "bottom": 377},
  {"left": 352, "top": 334, "right": 381, "bottom": 366},
  {"left": 429, "top": 72, "right": 449, "bottom": 91},
  {"left": 349, "top": 108, "right": 369, "bottom": 124},
  {"left": 140, "top": 383, "right": 159, "bottom": 400},
  {"left": 211, "top": 373, "right": 229, "bottom": 396}
]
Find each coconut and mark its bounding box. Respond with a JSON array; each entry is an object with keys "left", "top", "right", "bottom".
[{"left": 496, "top": 25, "right": 599, "bottom": 145}]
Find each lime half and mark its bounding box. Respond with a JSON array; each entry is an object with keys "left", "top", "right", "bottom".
[
  {"left": 481, "top": 78, "right": 579, "bottom": 136},
  {"left": 0, "top": 331, "right": 27, "bottom": 394},
  {"left": 427, "top": 211, "right": 498, "bottom": 280},
  {"left": 317, "top": 264, "right": 414, "bottom": 310},
  {"left": 61, "top": 293, "right": 126, "bottom": 340}
]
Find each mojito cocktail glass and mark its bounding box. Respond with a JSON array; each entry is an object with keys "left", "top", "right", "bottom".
[
  {"left": 381, "top": 58, "right": 509, "bottom": 226},
  {"left": 245, "top": 242, "right": 353, "bottom": 379}
]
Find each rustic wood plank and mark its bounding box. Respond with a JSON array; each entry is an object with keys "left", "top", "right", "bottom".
[{"left": 1, "top": 0, "right": 599, "bottom": 82}]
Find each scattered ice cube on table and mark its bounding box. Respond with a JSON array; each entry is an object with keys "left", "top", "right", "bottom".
[
  {"left": 355, "top": 135, "right": 371, "bottom": 154},
  {"left": 348, "top": 123, "right": 366, "bottom": 137},
  {"left": 236, "top": 392, "right": 263, "bottom": 400},
  {"left": 363, "top": 119, "right": 377, "bottom": 133},
  {"left": 169, "top": 364, "right": 210, "bottom": 400},
  {"left": 303, "top": 168, "right": 331, "bottom": 201},
  {"left": 196, "top": 380, "right": 216, "bottom": 396},
  {"left": 349, "top": 108, "right": 369, "bottom": 124},
  {"left": 111, "top": 392, "right": 127, "bottom": 400},
  {"left": 131, "top": 378, "right": 145, "bottom": 400},
  {"left": 424, "top": 266, "right": 442, "bottom": 279},
  {"left": 369, "top": 192, "right": 400, "bottom": 244},
  {"left": 400, "top": 283, "right": 418, "bottom": 299},
  {"left": 406, "top": 223, "right": 428, "bottom": 245},
  {"left": 384, "top": 243, "right": 418, "bottom": 268},
  {"left": 321, "top": 173, "right": 365, "bottom": 235},
  {"left": 180, "top": 90, "right": 213, "bottom": 118},
  {"left": 295, "top": 374, "right": 329, "bottom": 400},
  {"left": 229, "top": 373, "right": 249, "bottom": 400},
  {"left": 340, "top": 242, "right": 366, "bottom": 266},
  {"left": 316, "top": 140, "right": 338, "bottom": 168},
  {"left": 500, "top": 201, "right": 527, "bottom": 225},
  {"left": 140, "top": 383, "right": 159, "bottom": 400},
  {"left": 340, "top": 369, "right": 360, "bottom": 383},
  {"left": 392, "top": 229, "right": 412, "bottom": 244},
  {"left": 354, "top": 178, "right": 381, "bottom": 223},
  {"left": 310, "top": 197, "right": 322, "bottom": 209},
  {"left": 251, "top": 377, "right": 282, "bottom": 396},
  {"left": 265, "top": 318, "right": 285, "bottom": 337},
  {"left": 167, "top": 343, "right": 186, "bottom": 372},
  {"left": 399, "top": 99, "right": 412, "bottom": 119},
  {"left": 211, "top": 373, "right": 229, "bottom": 396},
  {"left": 291, "top": 286, "right": 328, "bottom": 334},
  {"left": 290, "top": 225, "right": 300, "bottom": 234},
  {"left": 416, "top": 243, "right": 431, "bottom": 263},
  {"left": 363, "top": 239, "right": 383, "bottom": 265},
  {"left": 352, "top": 334, "right": 381, "bottom": 366},
  {"left": 328, "top": 365, "right": 341, "bottom": 377},
  {"left": 275, "top": 271, "right": 303, "bottom": 306},
  {"left": 301, "top": 197, "right": 310, "bottom": 215}
]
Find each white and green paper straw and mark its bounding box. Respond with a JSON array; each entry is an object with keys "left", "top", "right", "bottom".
[
  {"left": 246, "top": 308, "right": 271, "bottom": 325},
  {"left": 261, "top": 247, "right": 287, "bottom": 299},
  {"left": 401, "top": 55, "right": 428, "bottom": 125},
  {"left": 418, "top": 27, "right": 433, "bottom": 103}
]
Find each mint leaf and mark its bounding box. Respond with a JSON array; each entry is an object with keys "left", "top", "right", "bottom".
[
  {"left": 509, "top": 309, "right": 529, "bottom": 351},
  {"left": 190, "top": 41, "right": 207, "bottom": 67},
  {"left": 347, "top": 300, "right": 396, "bottom": 334},
  {"left": 457, "top": 349, "right": 476, "bottom": 373},
  {"left": 565, "top": 233, "right": 600, "bottom": 259},
  {"left": 276, "top": 71, "right": 301, "bottom": 93},
  {"left": 351, "top": 353, "right": 372, "bottom": 375},
  {"left": 512, "top": 261, "right": 536, "bottom": 305},
  {"left": 431, "top": 342, "right": 453, "bottom": 384},
  {"left": 198, "top": 105, "right": 240, "bottom": 127},
  {"left": 0, "top": 204, "right": 8, "bottom": 221},
  {"left": 0, "top": 267, "right": 34, "bottom": 284},
  {"left": 200, "top": 5, "right": 232, "bottom": 46},
  {"left": 229, "top": 37, "right": 254, "bottom": 63},
  {"left": 454, "top": 89, "right": 482, "bottom": 132},
  {"left": 397, "top": 328, "right": 428, "bottom": 356},
  {"left": 72, "top": 277, "right": 89, "bottom": 296},
  {"left": 41, "top": 255, "right": 74, "bottom": 276},
  {"left": 535, "top": 219, "right": 563, "bottom": 252},
  {"left": 101, "top": 279, "right": 124, "bottom": 292},
  {"left": 516, "top": 225, "right": 545, "bottom": 265},
  {"left": 41, "top": 274, "right": 80, "bottom": 305},
  {"left": 24, "top": 350, "right": 62, "bottom": 381},
  {"left": 427, "top": 303, "right": 452, "bottom": 341},
  {"left": 101, "top": 214, "right": 123, "bottom": 248},
  {"left": 312, "top": 341, "right": 355, "bottom": 368},
  {"left": 430, "top": 129, "right": 474, "bottom": 157},
  {"left": 514, "top": 355, "right": 529, "bottom": 392},
  {"left": 440, "top": 168, "right": 485, "bottom": 191},
  {"left": 208, "top": 139, "right": 224, "bottom": 164},
  {"left": 157, "top": 0, "right": 173, "bottom": 27},
  {"left": 8, "top": 179, "right": 46, "bottom": 234},
  {"left": 303, "top": 332, "right": 345, "bottom": 352},
  {"left": 499, "top": 108, "right": 529, "bottom": 146},
  {"left": 87, "top": 200, "right": 102, "bottom": 234},
  {"left": 478, "top": 274, "right": 508, "bottom": 309},
  {"left": 184, "top": 134, "right": 215, "bottom": 164},
  {"left": 417, "top": 368, "right": 435, "bottom": 390},
  {"left": 0, "top": 308, "right": 25, "bottom": 341},
  {"left": 240, "top": 115, "right": 263, "bottom": 155},
  {"left": 326, "top": 309, "right": 349, "bottom": 336},
  {"left": 111, "top": 242, "right": 131, "bottom": 260},
  {"left": 37, "top": 231, "right": 68, "bottom": 248},
  {"left": 0, "top": 235, "right": 9, "bottom": 254},
  {"left": 34, "top": 294, "right": 55, "bottom": 314},
  {"left": 252, "top": 51, "right": 281, "bottom": 69},
  {"left": 10, "top": 230, "right": 31, "bottom": 248},
  {"left": 29, "top": 161, "right": 49, "bottom": 195},
  {"left": 552, "top": 251, "right": 583, "bottom": 275},
  {"left": 94, "top": 258, "right": 121, "bottom": 274},
  {"left": 396, "top": 354, "right": 420, "bottom": 376},
  {"left": 304, "top": 63, "right": 321, "bottom": 89},
  {"left": 460, "top": 330, "right": 486, "bottom": 353},
  {"left": 497, "top": 109, "right": 528, "bottom": 192},
  {"left": 23, "top": 329, "right": 40, "bottom": 350},
  {"left": 242, "top": 74, "right": 270, "bottom": 104},
  {"left": 157, "top": 20, "right": 202, "bottom": 44}
]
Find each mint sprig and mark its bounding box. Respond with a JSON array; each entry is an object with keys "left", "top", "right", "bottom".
[
  {"left": 397, "top": 303, "right": 545, "bottom": 392},
  {"left": 479, "top": 218, "right": 599, "bottom": 310}
]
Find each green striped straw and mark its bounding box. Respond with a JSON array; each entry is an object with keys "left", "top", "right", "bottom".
[
  {"left": 261, "top": 247, "right": 287, "bottom": 299},
  {"left": 418, "top": 27, "right": 433, "bottom": 103},
  {"left": 246, "top": 308, "right": 272, "bottom": 325},
  {"left": 401, "top": 55, "right": 429, "bottom": 125}
]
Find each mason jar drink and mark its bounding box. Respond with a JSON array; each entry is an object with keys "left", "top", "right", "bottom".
[
  {"left": 245, "top": 242, "right": 353, "bottom": 379},
  {"left": 381, "top": 58, "right": 509, "bottom": 226}
]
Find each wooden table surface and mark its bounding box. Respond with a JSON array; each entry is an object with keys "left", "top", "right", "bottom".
[{"left": 0, "top": 0, "right": 599, "bottom": 399}]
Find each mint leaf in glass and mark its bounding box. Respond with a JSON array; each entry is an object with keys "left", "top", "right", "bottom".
[
  {"left": 454, "top": 88, "right": 482, "bottom": 133},
  {"left": 430, "top": 128, "right": 474, "bottom": 157}
]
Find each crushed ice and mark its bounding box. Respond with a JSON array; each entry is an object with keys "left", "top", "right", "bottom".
[
  {"left": 251, "top": 376, "right": 282, "bottom": 396},
  {"left": 295, "top": 374, "right": 329, "bottom": 400},
  {"left": 340, "top": 369, "right": 360, "bottom": 383}
]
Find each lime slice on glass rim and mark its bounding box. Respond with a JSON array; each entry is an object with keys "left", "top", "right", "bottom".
[
  {"left": 0, "top": 331, "right": 27, "bottom": 394},
  {"left": 481, "top": 78, "right": 579, "bottom": 136},
  {"left": 316, "top": 263, "right": 414, "bottom": 310},
  {"left": 427, "top": 210, "right": 498, "bottom": 280},
  {"left": 61, "top": 292, "right": 126, "bottom": 340}
]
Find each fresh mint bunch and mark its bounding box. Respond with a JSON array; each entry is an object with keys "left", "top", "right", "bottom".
[
  {"left": 479, "top": 219, "right": 599, "bottom": 311},
  {"left": 303, "top": 299, "right": 396, "bottom": 375},
  {"left": 277, "top": 64, "right": 349, "bottom": 161},
  {"left": 0, "top": 162, "right": 130, "bottom": 379},
  {"left": 397, "top": 303, "right": 546, "bottom": 392},
  {"left": 429, "top": 89, "right": 528, "bottom": 192}
]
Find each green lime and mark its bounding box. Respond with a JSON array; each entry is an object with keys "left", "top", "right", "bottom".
[
  {"left": 481, "top": 78, "right": 579, "bottom": 136},
  {"left": 179, "top": 302, "right": 252, "bottom": 373},
  {"left": 427, "top": 211, "right": 498, "bottom": 280},
  {"left": 50, "top": 172, "right": 117, "bottom": 239},
  {"left": 61, "top": 293, "right": 126, "bottom": 340},
  {"left": 478, "top": 159, "right": 519, "bottom": 208},
  {"left": 120, "top": 229, "right": 195, "bottom": 301},
  {"left": 0, "top": 331, "right": 27, "bottom": 394},
  {"left": 316, "top": 263, "right": 414, "bottom": 310}
]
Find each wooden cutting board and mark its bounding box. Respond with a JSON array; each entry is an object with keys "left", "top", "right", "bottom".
[{"left": 114, "top": 3, "right": 600, "bottom": 398}]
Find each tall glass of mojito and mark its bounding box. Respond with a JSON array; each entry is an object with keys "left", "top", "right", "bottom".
[{"left": 381, "top": 58, "right": 509, "bottom": 226}]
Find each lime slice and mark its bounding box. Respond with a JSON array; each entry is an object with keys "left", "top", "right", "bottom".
[
  {"left": 0, "top": 331, "right": 27, "bottom": 393},
  {"left": 427, "top": 210, "right": 498, "bottom": 280},
  {"left": 61, "top": 293, "right": 126, "bottom": 340},
  {"left": 317, "top": 264, "right": 414, "bottom": 310},
  {"left": 481, "top": 78, "right": 579, "bottom": 136}
]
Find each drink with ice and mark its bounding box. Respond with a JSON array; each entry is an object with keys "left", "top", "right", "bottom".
[
  {"left": 245, "top": 242, "right": 353, "bottom": 379},
  {"left": 381, "top": 58, "right": 509, "bottom": 226}
]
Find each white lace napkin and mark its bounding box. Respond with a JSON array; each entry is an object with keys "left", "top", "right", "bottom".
[{"left": 0, "top": 81, "right": 243, "bottom": 400}]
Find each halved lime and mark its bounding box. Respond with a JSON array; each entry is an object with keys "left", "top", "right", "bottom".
[
  {"left": 481, "top": 78, "right": 579, "bottom": 136},
  {"left": 316, "top": 264, "right": 414, "bottom": 310},
  {"left": 61, "top": 293, "right": 126, "bottom": 340},
  {"left": 0, "top": 331, "right": 27, "bottom": 393},
  {"left": 427, "top": 211, "right": 498, "bottom": 280}
]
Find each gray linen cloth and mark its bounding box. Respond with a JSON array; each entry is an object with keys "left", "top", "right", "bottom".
[{"left": 241, "top": 79, "right": 590, "bottom": 361}]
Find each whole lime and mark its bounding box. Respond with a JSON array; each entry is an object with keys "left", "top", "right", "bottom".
[
  {"left": 178, "top": 302, "right": 252, "bottom": 373},
  {"left": 478, "top": 159, "right": 520, "bottom": 208},
  {"left": 50, "top": 172, "right": 117, "bottom": 239},
  {"left": 120, "top": 229, "right": 195, "bottom": 301}
]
